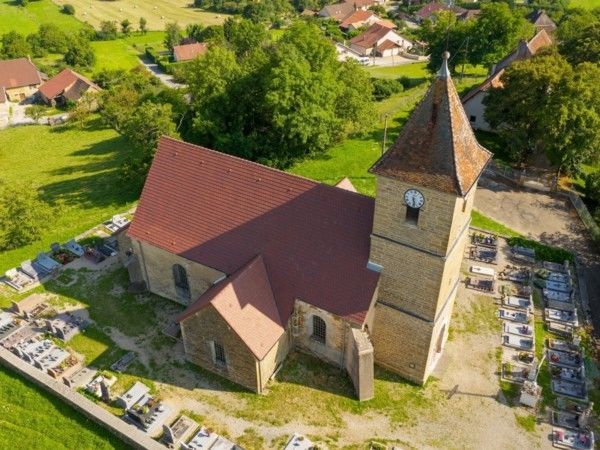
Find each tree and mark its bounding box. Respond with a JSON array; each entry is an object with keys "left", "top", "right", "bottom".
[
  {"left": 223, "top": 18, "right": 268, "bottom": 56},
  {"left": 585, "top": 171, "right": 600, "bottom": 204},
  {"left": 186, "top": 23, "right": 205, "bottom": 43},
  {"left": 24, "top": 105, "right": 47, "bottom": 122},
  {"left": 64, "top": 36, "right": 95, "bottom": 68},
  {"left": 559, "top": 22, "right": 600, "bottom": 65},
  {"left": 69, "top": 92, "right": 98, "bottom": 127},
  {"left": 484, "top": 52, "right": 600, "bottom": 176},
  {"left": 184, "top": 21, "right": 374, "bottom": 167},
  {"left": 419, "top": 11, "right": 471, "bottom": 73},
  {"left": 28, "top": 23, "right": 68, "bottom": 56},
  {"left": 98, "top": 20, "right": 118, "bottom": 40},
  {"left": 1, "top": 31, "right": 32, "bottom": 59},
  {"left": 164, "top": 22, "right": 183, "bottom": 52},
  {"left": 121, "top": 19, "right": 132, "bottom": 36},
  {"left": 0, "top": 180, "right": 51, "bottom": 252},
  {"left": 62, "top": 4, "right": 75, "bottom": 15},
  {"left": 121, "top": 102, "right": 179, "bottom": 185},
  {"left": 469, "top": 3, "right": 533, "bottom": 67},
  {"left": 139, "top": 17, "right": 147, "bottom": 34}
]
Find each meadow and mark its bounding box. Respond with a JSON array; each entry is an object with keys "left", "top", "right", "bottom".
[
  {"left": 51, "top": 0, "right": 228, "bottom": 30},
  {"left": 0, "top": 0, "right": 85, "bottom": 35},
  {"left": 0, "top": 365, "right": 129, "bottom": 449},
  {"left": 0, "top": 117, "right": 136, "bottom": 272},
  {"left": 570, "top": 0, "right": 600, "bottom": 9}
]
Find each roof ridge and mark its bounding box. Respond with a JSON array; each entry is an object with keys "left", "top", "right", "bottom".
[
  {"left": 159, "top": 136, "right": 373, "bottom": 200},
  {"left": 444, "top": 77, "right": 463, "bottom": 195}
]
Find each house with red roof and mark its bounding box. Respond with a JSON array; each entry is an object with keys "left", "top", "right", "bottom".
[
  {"left": 38, "top": 68, "right": 101, "bottom": 106},
  {"left": 414, "top": 1, "right": 466, "bottom": 22},
  {"left": 120, "top": 53, "right": 490, "bottom": 399},
  {"left": 173, "top": 42, "right": 208, "bottom": 62},
  {"left": 350, "top": 23, "right": 412, "bottom": 56},
  {"left": 462, "top": 29, "right": 553, "bottom": 131},
  {"left": 340, "top": 10, "right": 396, "bottom": 31},
  {"left": 0, "top": 58, "right": 44, "bottom": 104}
]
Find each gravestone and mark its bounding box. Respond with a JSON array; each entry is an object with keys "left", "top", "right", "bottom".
[{"left": 100, "top": 379, "right": 111, "bottom": 403}]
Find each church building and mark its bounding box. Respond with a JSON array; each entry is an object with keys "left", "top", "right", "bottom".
[{"left": 121, "top": 53, "right": 491, "bottom": 400}]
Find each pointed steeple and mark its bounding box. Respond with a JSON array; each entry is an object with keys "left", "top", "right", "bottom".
[{"left": 369, "top": 52, "right": 491, "bottom": 197}]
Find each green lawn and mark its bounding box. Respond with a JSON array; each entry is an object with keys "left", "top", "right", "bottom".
[
  {"left": 0, "top": 365, "right": 129, "bottom": 449},
  {"left": 365, "top": 62, "right": 431, "bottom": 80},
  {"left": 0, "top": 117, "right": 136, "bottom": 273},
  {"left": 90, "top": 32, "right": 166, "bottom": 73},
  {"left": 570, "top": 0, "right": 600, "bottom": 8},
  {"left": 0, "top": 0, "right": 86, "bottom": 35}
]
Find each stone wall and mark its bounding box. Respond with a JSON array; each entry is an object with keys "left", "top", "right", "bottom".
[
  {"left": 181, "top": 305, "right": 260, "bottom": 392},
  {"left": 0, "top": 347, "right": 164, "bottom": 450},
  {"left": 257, "top": 332, "right": 291, "bottom": 391},
  {"left": 344, "top": 328, "right": 374, "bottom": 401},
  {"left": 132, "top": 239, "right": 224, "bottom": 305},
  {"left": 293, "top": 300, "right": 347, "bottom": 368}
]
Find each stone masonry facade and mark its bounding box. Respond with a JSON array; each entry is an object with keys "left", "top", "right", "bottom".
[{"left": 369, "top": 176, "right": 475, "bottom": 384}]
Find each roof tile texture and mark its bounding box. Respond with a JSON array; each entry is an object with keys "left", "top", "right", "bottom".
[
  {"left": 177, "top": 256, "right": 285, "bottom": 360},
  {"left": 129, "top": 137, "right": 380, "bottom": 325},
  {"left": 38, "top": 68, "right": 99, "bottom": 100},
  {"left": 370, "top": 70, "right": 491, "bottom": 196},
  {"left": 0, "top": 58, "right": 42, "bottom": 90}
]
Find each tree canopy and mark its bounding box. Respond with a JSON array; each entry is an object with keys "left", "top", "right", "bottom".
[
  {"left": 420, "top": 3, "right": 533, "bottom": 72},
  {"left": 484, "top": 51, "right": 600, "bottom": 176},
  {"left": 183, "top": 21, "right": 374, "bottom": 168}
]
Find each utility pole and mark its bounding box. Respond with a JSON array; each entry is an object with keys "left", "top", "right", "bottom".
[
  {"left": 382, "top": 114, "right": 389, "bottom": 156},
  {"left": 461, "top": 36, "right": 469, "bottom": 81}
]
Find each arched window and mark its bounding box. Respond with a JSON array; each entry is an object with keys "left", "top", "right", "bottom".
[
  {"left": 312, "top": 315, "right": 326, "bottom": 345},
  {"left": 172, "top": 264, "right": 190, "bottom": 300}
]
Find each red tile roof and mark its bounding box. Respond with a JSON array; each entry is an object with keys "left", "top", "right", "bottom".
[
  {"left": 0, "top": 58, "right": 42, "bottom": 90},
  {"left": 177, "top": 256, "right": 285, "bottom": 360},
  {"left": 340, "top": 10, "right": 375, "bottom": 28},
  {"left": 173, "top": 42, "right": 208, "bottom": 62},
  {"left": 129, "top": 137, "right": 380, "bottom": 325},
  {"left": 38, "top": 68, "right": 99, "bottom": 101},
  {"left": 370, "top": 58, "right": 491, "bottom": 196},
  {"left": 350, "top": 23, "right": 397, "bottom": 49},
  {"left": 320, "top": 2, "right": 356, "bottom": 21}
]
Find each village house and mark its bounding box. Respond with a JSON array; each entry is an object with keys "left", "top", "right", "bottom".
[
  {"left": 350, "top": 23, "right": 413, "bottom": 57},
  {"left": 38, "top": 68, "right": 101, "bottom": 106},
  {"left": 0, "top": 58, "right": 44, "bottom": 104},
  {"left": 462, "top": 29, "right": 553, "bottom": 131},
  {"left": 318, "top": 0, "right": 385, "bottom": 21},
  {"left": 414, "top": 2, "right": 466, "bottom": 22},
  {"left": 121, "top": 53, "right": 491, "bottom": 400},
  {"left": 340, "top": 10, "right": 396, "bottom": 31},
  {"left": 173, "top": 42, "right": 208, "bottom": 62},
  {"left": 527, "top": 9, "right": 557, "bottom": 35}
]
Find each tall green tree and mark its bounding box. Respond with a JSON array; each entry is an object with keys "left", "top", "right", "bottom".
[
  {"left": 223, "top": 18, "right": 268, "bottom": 56},
  {"left": 469, "top": 2, "right": 533, "bottom": 67},
  {"left": 164, "top": 22, "right": 183, "bottom": 51},
  {"left": 419, "top": 11, "right": 472, "bottom": 73},
  {"left": 484, "top": 52, "right": 600, "bottom": 176},
  {"left": 559, "top": 22, "right": 600, "bottom": 65},
  {"left": 64, "top": 36, "right": 96, "bottom": 68},
  {"left": 121, "top": 19, "right": 132, "bottom": 36},
  {"left": 139, "top": 17, "right": 147, "bottom": 34},
  {"left": 0, "top": 180, "right": 51, "bottom": 251},
  {"left": 98, "top": 20, "right": 118, "bottom": 40},
  {"left": 1, "top": 31, "right": 32, "bottom": 59}
]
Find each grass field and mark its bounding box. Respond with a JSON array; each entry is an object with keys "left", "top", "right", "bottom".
[
  {"left": 0, "top": 0, "right": 86, "bottom": 35},
  {"left": 0, "top": 117, "right": 136, "bottom": 273},
  {"left": 52, "top": 0, "right": 229, "bottom": 31},
  {"left": 570, "top": 0, "right": 600, "bottom": 9},
  {"left": 90, "top": 31, "right": 166, "bottom": 72},
  {"left": 0, "top": 365, "right": 128, "bottom": 449}
]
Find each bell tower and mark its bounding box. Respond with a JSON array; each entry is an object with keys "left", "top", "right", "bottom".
[{"left": 368, "top": 52, "right": 492, "bottom": 384}]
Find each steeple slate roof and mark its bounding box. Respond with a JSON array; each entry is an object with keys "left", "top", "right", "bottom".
[{"left": 369, "top": 58, "right": 491, "bottom": 197}]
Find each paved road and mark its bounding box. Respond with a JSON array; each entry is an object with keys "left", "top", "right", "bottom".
[
  {"left": 475, "top": 175, "right": 600, "bottom": 332},
  {"left": 139, "top": 56, "right": 185, "bottom": 89}
]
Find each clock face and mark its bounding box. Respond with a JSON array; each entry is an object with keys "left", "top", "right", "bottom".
[{"left": 404, "top": 189, "right": 424, "bottom": 209}]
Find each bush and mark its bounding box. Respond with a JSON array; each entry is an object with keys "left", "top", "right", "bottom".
[
  {"left": 507, "top": 237, "right": 573, "bottom": 263},
  {"left": 62, "top": 3, "right": 75, "bottom": 14},
  {"left": 371, "top": 77, "right": 403, "bottom": 101},
  {"left": 585, "top": 171, "right": 600, "bottom": 204},
  {"left": 399, "top": 75, "right": 429, "bottom": 90}
]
